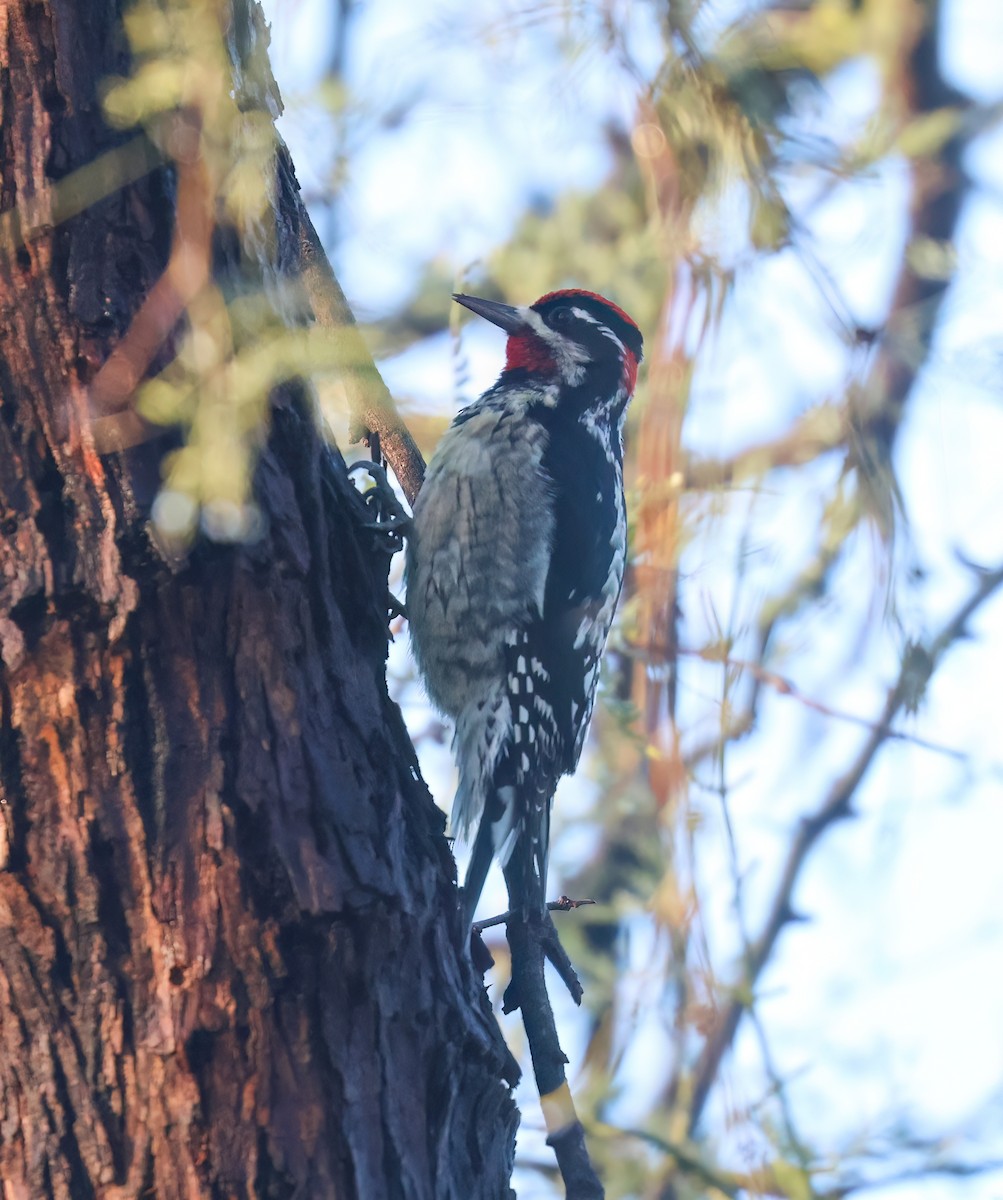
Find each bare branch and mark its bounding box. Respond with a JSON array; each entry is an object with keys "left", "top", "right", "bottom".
[
  {"left": 687, "top": 560, "right": 1003, "bottom": 1134},
  {"left": 501, "top": 862, "right": 603, "bottom": 1198},
  {"left": 683, "top": 646, "right": 965, "bottom": 760},
  {"left": 474, "top": 895, "right": 595, "bottom": 933}
]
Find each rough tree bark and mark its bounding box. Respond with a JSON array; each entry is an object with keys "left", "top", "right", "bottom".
[{"left": 0, "top": 2, "right": 517, "bottom": 1197}]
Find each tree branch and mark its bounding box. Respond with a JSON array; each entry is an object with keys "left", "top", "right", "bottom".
[
  {"left": 290, "top": 159, "right": 426, "bottom": 506},
  {"left": 855, "top": 0, "right": 971, "bottom": 474}
]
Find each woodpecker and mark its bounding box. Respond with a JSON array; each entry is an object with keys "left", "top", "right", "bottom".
[{"left": 406, "top": 289, "right": 643, "bottom": 929}]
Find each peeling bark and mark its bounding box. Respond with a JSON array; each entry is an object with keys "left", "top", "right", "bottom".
[{"left": 0, "top": 3, "right": 517, "bottom": 1197}]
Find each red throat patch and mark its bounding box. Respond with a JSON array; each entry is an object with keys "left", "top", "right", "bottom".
[
  {"left": 622, "top": 349, "right": 639, "bottom": 394},
  {"left": 505, "top": 334, "right": 557, "bottom": 376}
]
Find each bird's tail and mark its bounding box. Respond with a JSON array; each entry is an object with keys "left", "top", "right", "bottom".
[
  {"left": 460, "top": 813, "right": 496, "bottom": 929},
  {"left": 459, "top": 782, "right": 515, "bottom": 928},
  {"left": 461, "top": 782, "right": 553, "bottom": 930}
]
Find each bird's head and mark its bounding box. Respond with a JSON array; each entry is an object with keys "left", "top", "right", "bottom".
[{"left": 453, "top": 289, "right": 643, "bottom": 401}]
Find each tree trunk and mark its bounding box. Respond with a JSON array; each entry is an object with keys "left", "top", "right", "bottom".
[{"left": 0, "top": 3, "right": 517, "bottom": 1196}]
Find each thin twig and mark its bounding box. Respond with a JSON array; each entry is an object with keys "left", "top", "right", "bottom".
[
  {"left": 686, "top": 560, "right": 1003, "bottom": 1134},
  {"left": 819, "top": 1156, "right": 1003, "bottom": 1199},
  {"left": 473, "top": 895, "right": 595, "bottom": 933},
  {"left": 682, "top": 646, "right": 965, "bottom": 761}
]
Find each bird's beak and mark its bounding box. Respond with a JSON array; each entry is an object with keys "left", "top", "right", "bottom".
[{"left": 452, "top": 293, "right": 527, "bottom": 334}]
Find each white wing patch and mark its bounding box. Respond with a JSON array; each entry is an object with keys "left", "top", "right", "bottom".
[{"left": 477, "top": 624, "right": 563, "bottom": 868}]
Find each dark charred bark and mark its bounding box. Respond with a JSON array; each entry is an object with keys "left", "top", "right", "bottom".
[{"left": 0, "top": 2, "right": 517, "bottom": 1196}]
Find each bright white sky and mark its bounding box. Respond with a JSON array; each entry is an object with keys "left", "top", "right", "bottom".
[{"left": 261, "top": 0, "right": 1003, "bottom": 1194}]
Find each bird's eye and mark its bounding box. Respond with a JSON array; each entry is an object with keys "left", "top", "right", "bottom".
[{"left": 549, "top": 306, "right": 574, "bottom": 327}]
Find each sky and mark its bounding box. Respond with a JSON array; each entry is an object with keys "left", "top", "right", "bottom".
[{"left": 260, "top": 0, "right": 1003, "bottom": 1194}]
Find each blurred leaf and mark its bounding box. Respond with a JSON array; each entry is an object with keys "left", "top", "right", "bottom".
[{"left": 896, "top": 106, "right": 963, "bottom": 158}]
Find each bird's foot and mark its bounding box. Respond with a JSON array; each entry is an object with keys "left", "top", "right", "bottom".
[{"left": 348, "top": 459, "right": 412, "bottom": 553}]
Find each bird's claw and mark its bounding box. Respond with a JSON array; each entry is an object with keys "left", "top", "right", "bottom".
[{"left": 348, "top": 460, "right": 412, "bottom": 553}]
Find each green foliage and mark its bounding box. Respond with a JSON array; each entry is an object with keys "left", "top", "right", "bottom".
[
  {"left": 104, "top": 0, "right": 280, "bottom": 224},
  {"left": 101, "top": 0, "right": 301, "bottom": 544}
]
